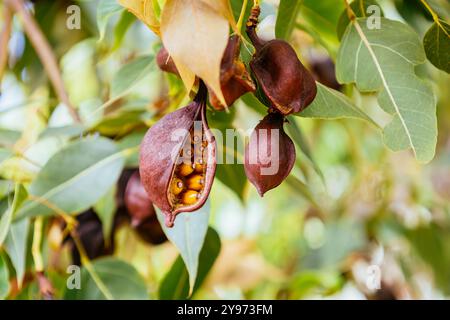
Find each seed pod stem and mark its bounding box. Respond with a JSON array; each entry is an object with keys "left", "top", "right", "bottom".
[{"left": 245, "top": 5, "right": 265, "bottom": 51}]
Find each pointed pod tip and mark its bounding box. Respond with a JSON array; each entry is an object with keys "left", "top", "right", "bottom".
[
  {"left": 256, "top": 187, "right": 266, "bottom": 197},
  {"left": 164, "top": 212, "right": 175, "bottom": 228},
  {"left": 131, "top": 218, "right": 141, "bottom": 228}
]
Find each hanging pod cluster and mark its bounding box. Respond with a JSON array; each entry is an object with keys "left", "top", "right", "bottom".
[
  {"left": 243, "top": 5, "right": 317, "bottom": 196},
  {"left": 141, "top": 6, "right": 318, "bottom": 226}
]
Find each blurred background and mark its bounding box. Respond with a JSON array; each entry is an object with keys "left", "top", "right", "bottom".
[{"left": 0, "top": 0, "right": 449, "bottom": 300}]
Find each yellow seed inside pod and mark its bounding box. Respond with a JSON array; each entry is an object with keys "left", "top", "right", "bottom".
[
  {"left": 181, "top": 190, "right": 200, "bottom": 205},
  {"left": 193, "top": 158, "right": 205, "bottom": 173},
  {"left": 186, "top": 174, "right": 204, "bottom": 191},
  {"left": 170, "top": 178, "right": 184, "bottom": 195},
  {"left": 178, "top": 163, "right": 194, "bottom": 176}
]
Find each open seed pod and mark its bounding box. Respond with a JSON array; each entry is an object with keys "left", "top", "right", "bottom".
[
  {"left": 244, "top": 112, "right": 296, "bottom": 196},
  {"left": 156, "top": 46, "right": 180, "bottom": 76},
  {"left": 246, "top": 6, "right": 317, "bottom": 115},
  {"left": 139, "top": 82, "right": 216, "bottom": 227},
  {"left": 209, "top": 35, "right": 256, "bottom": 110}
]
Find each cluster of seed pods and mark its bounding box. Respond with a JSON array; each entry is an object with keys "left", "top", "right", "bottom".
[
  {"left": 241, "top": 6, "right": 317, "bottom": 196},
  {"left": 140, "top": 5, "right": 318, "bottom": 227}
]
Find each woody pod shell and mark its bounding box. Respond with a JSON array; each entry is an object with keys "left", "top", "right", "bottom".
[{"left": 139, "top": 84, "right": 216, "bottom": 227}]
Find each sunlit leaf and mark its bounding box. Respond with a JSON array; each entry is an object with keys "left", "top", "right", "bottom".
[
  {"left": 112, "top": 10, "right": 136, "bottom": 51},
  {"left": 0, "top": 254, "right": 10, "bottom": 299},
  {"left": 0, "top": 149, "right": 12, "bottom": 166},
  {"left": 161, "top": 0, "right": 229, "bottom": 104},
  {"left": 16, "top": 137, "right": 125, "bottom": 219},
  {"left": 336, "top": 18, "right": 437, "bottom": 163},
  {"left": 156, "top": 200, "right": 210, "bottom": 294},
  {"left": 94, "top": 186, "right": 117, "bottom": 244},
  {"left": 300, "top": 0, "right": 344, "bottom": 51},
  {"left": 117, "top": 131, "right": 146, "bottom": 167},
  {"left": 97, "top": 0, "right": 125, "bottom": 41},
  {"left": 285, "top": 117, "right": 324, "bottom": 181},
  {"left": 118, "top": 0, "right": 161, "bottom": 35},
  {"left": 336, "top": 0, "right": 383, "bottom": 40},
  {"left": 64, "top": 257, "right": 148, "bottom": 300},
  {"left": 111, "top": 55, "right": 155, "bottom": 100},
  {"left": 39, "top": 125, "right": 85, "bottom": 139},
  {"left": 276, "top": 0, "right": 303, "bottom": 40},
  {"left": 0, "top": 184, "right": 27, "bottom": 246},
  {"left": 159, "top": 227, "right": 221, "bottom": 299},
  {"left": 5, "top": 218, "right": 30, "bottom": 287},
  {"left": 298, "top": 83, "right": 378, "bottom": 127}
]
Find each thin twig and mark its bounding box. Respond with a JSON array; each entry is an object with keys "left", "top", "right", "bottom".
[
  {"left": 71, "top": 231, "right": 114, "bottom": 300},
  {"left": 343, "top": 0, "right": 356, "bottom": 21},
  {"left": 32, "top": 217, "right": 44, "bottom": 272},
  {"left": 420, "top": 0, "right": 450, "bottom": 37},
  {"left": 0, "top": 5, "right": 13, "bottom": 82},
  {"left": 32, "top": 217, "right": 55, "bottom": 299},
  {"left": 26, "top": 194, "right": 114, "bottom": 300},
  {"left": 5, "top": 0, "right": 81, "bottom": 122}
]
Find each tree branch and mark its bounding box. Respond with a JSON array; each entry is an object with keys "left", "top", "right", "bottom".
[
  {"left": 5, "top": 0, "right": 81, "bottom": 122},
  {"left": 0, "top": 5, "right": 13, "bottom": 83}
]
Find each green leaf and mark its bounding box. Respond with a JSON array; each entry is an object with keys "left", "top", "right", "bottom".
[
  {"left": 117, "top": 131, "right": 146, "bottom": 167},
  {"left": 0, "top": 129, "right": 21, "bottom": 148},
  {"left": 159, "top": 227, "right": 221, "bottom": 299},
  {"left": 240, "top": 92, "right": 267, "bottom": 116},
  {"left": 285, "top": 176, "right": 321, "bottom": 210},
  {"left": 94, "top": 186, "right": 117, "bottom": 244},
  {"left": 112, "top": 10, "right": 136, "bottom": 51},
  {"left": 285, "top": 117, "right": 324, "bottom": 180},
  {"left": 0, "top": 254, "right": 10, "bottom": 299},
  {"left": 207, "top": 108, "right": 247, "bottom": 200},
  {"left": 336, "top": 0, "right": 383, "bottom": 40},
  {"left": 97, "top": 0, "right": 124, "bottom": 42},
  {"left": 5, "top": 218, "right": 30, "bottom": 287},
  {"left": 64, "top": 257, "right": 148, "bottom": 300},
  {"left": 0, "top": 184, "right": 27, "bottom": 246},
  {"left": 156, "top": 201, "right": 211, "bottom": 294},
  {"left": 230, "top": 0, "right": 252, "bottom": 34},
  {"left": 336, "top": 18, "right": 437, "bottom": 163},
  {"left": 91, "top": 110, "right": 151, "bottom": 137},
  {"left": 300, "top": 0, "right": 345, "bottom": 47},
  {"left": 16, "top": 137, "right": 125, "bottom": 219},
  {"left": 215, "top": 164, "right": 247, "bottom": 202},
  {"left": 276, "top": 0, "right": 303, "bottom": 40},
  {"left": 39, "top": 125, "right": 85, "bottom": 139},
  {"left": 298, "top": 83, "right": 377, "bottom": 126},
  {"left": 300, "top": 220, "right": 366, "bottom": 269},
  {"left": 423, "top": 20, "right": 450, "bottom": 73},
  {"left": 110, "top": 55, "right": 155, "bottom": 100}
]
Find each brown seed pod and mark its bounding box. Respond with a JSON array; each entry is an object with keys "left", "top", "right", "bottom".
[
  {"left": 246, "top": 6, "right": 317, "bottom": 115},
  {"left": 66, "top": 209, "right": 115, "bottom": 266},
  {"left": 244, "top": 112, "right": 296, "bottom": 196},
  {"left": 156, "top": 46, "right": 180, "bottom": 76},
  {"left": 133, "top": 218, "right": 167, "bottom": 245},
  {"left": 310, "top": 56, "right": 341, "bottom": 90},
  {"left": 124, "top": 171, "right": 157, "bottom": 227},
  {"left": 139, "top": 82, "right": 216, "bottom": 227},
  {"left": 121, "top": 170, "right": 167, "bottom": 245},
  {"left": 209, "top": 35, "right": 256, "bottom": 110}
]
